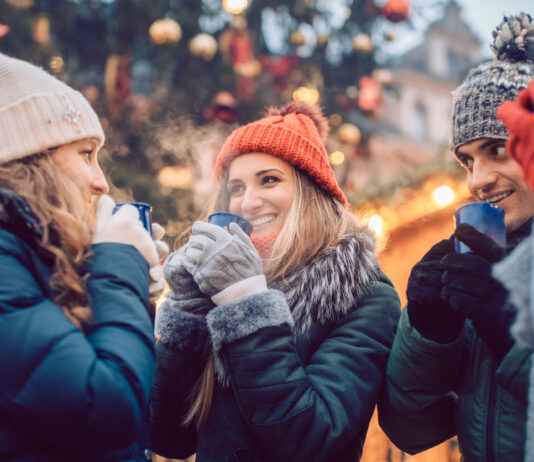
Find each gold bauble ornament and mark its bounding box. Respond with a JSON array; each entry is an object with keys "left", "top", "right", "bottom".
[
  {"left": 189, "top": 33, "right": 218, "bottom": 60},
  {"left": 290, "top": 30, "right": 307, "bottom": 47},
  {"left": 149, "top": 18, "right": 182, "bottom": 45},
  {"left": 352, "top": 33, "right": 374, "bottom": 53},
  {"left": 338, "top": 123, "right": 361, "bottom": 145}
]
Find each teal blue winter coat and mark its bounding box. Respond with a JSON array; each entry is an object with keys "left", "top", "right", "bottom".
[
  {"left": 0, "top": 190, "right": 155, "bottom": 461},
  {"left": 149, "top": 229, "right": 401, "bottom": 462}
]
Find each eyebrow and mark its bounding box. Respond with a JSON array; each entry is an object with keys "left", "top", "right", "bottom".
[
  {"left": 456, "top": 139, "right": 503, "bottom": 157},
  {"left": 255, "top": 168, "right": 284, "bottom": 177},
  {"left": 228, "top": 168, "right": 285, "bottom": 183}
]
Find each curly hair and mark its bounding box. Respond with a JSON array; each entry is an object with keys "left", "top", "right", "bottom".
[{"left": 0, "top": 153, "right": 93, "bottom": 330}]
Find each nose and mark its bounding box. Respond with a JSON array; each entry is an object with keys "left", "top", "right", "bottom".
[
  {"left": 469, "top": 157, "right": 499, "bottom": 198},
  {"left": 240, "top": 187, "right": 263, "bottom": 214},
  {"left": 91, "top": 163, "right": 109, "bottom": 196}
]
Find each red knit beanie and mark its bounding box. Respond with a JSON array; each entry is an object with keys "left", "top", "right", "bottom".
[{"left": 214, "top": 101, "right": 348, "bottom": 206}]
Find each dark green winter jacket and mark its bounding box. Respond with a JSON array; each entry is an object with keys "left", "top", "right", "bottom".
[
  {"left": 379, "top": 220, "right": 533, "bottom": 462},
  {"left": 149, "top": 230, "right": 401, "bottom": 462}
]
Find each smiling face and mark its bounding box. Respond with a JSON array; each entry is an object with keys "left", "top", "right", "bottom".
[
  {"left": 455, "top": 138, "right": 534, "bottom": 232},
  {"left": 51, "top": 138, "right": 109, "bottom": 205},
  {"left": 227, "top": 153, "right": 295, "bottom": 237}
]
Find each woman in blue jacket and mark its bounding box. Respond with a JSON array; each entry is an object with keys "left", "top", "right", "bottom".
[
  {"left": 150, "top": 102, "right": 400, "bottom": 461},
  {"left": 0, "top": 53, "right": 167, "bottom": 461}
]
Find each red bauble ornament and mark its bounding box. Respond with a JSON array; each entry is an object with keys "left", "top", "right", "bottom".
[
  {"left": 358, "top": 76, "right": 382, "bottom": 113},
  {"left": 204, "top": 91, "right": 238, "bottom": 123},
  {"left": 381, "top": 0, "right": 410, "bottom": 23}
]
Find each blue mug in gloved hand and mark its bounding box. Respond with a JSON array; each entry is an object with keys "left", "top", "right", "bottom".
[
  {"left": 454, "top": 202, "right": 506, "bottom": 253},
  {"left": 113, "top": 202, "right": 153, "bottom": 237},
  {"left": 208, "top": 212, "right": 252, "bottom": 236}
]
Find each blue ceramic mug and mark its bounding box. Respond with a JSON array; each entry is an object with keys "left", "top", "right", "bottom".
[
  {"left": 208, "top": 212, "right": 252, "bottom": 236},
  {"left": 454, "top": 202, "right": 506, "bottom": 253},
  {"left": 113, "top": 202, "right": 153, "bottom": 237}
]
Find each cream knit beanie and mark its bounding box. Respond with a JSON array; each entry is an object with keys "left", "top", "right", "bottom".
[{"left": 0, "top": 53, "right": 105, "bottom": 164}]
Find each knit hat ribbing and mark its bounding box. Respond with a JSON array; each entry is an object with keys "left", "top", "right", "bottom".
[
  {"left": 0, "top": 53, "right": 104, "bottom": 164},
  {"left": 214, "top": 102, "right": 347, "bottom": 205},
  {"left": 452, "top": 13, "right": 534, "bottom": 152}
]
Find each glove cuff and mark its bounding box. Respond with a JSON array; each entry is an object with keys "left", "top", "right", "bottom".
[{"left": 211, "top": 275, "right": 268, "bottom": 306}]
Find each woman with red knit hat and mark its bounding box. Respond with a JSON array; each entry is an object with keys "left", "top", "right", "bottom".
[{"left": 149, "top": 102, "right": 401, "bottom": 462}]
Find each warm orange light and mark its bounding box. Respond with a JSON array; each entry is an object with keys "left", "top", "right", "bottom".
[
  {"left": 368, "top": 214, "right": 384, "bottom": 235},
  {"left": 158, "top": 166, "right": 192, "bottom": 189},
  {"left": 329, "top": 151, "right": 345, "bottom": 165},
  {"left": 222, "top": 0, "right": 248, "bottom": 14},
  {"left": 292, "top": 86, "right": 320, "bottom": 105},
  {"left": 433, "top": 185, "right": 455, "bottom": 207}
]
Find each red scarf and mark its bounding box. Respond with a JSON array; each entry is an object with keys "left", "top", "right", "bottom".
[{"left": 251, "top": 230, "right": 281, "bottom": 259}]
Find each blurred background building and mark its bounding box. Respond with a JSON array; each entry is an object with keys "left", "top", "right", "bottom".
[{"left": 0, "top": 0, "right": 497, "bottom": 460}]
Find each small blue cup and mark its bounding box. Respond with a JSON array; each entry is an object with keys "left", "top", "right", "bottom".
[
  {"left": 454, "top": 202, "right": 506, "bottom": 253},
  {"left": 208, "top": 212, "right": 252, "bottom": 236},
  {"left": 113, "top": 202, "right": 153, "bottom": 237}
]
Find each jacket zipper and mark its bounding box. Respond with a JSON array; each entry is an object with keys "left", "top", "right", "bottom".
[{"left": 485, "top": 357, "right": 497, "bottom": 462}]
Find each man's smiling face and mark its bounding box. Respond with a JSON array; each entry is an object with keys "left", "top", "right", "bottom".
[{"left": 455, "top": 138, "right": 534, "bottom": 232}]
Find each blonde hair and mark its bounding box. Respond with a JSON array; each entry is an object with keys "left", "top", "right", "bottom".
[
  {"left": 0, "top": 153, "right": 93, "bottom": 330},
  {"left": 186, "top": 163, "right": 358, "bottom": 427}
]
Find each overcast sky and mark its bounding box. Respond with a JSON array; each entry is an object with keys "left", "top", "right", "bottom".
[{"left": 384, "top": 0, "right": 533, "bottom": 58}]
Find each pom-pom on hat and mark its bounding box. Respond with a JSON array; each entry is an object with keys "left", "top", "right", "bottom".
[
  {"left": 0, "top": 53, "right": 105, "bottom": 164},
  {"left": 451, "top": 13, "right": 534, "bottom": 152},
  {"left": 214, "top": 101, "right": 347, "bottom": 205}
]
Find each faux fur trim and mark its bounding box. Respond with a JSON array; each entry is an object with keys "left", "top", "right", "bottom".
[
  {"left": 155, "top": 228, "right": 379, "bottom": 384},
  {"left": 270, "top": 229, "right": 379, "bottom": 333},
  {"left": 155, "top": 298, "right": 209, "bottom": 353},
  {"left": 206, "top": 290, "right": 293, "bottom": 385}
]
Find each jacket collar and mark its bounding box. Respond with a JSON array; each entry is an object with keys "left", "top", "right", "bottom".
[
  {"left": 270, "top": 228, "right": 378, "bottom": 334},
  {"left": 0, "top": 187, "right": 42, "bottom": 241},
  {"left": 507, "top": 216, "right": 534, "bottom": 252}
]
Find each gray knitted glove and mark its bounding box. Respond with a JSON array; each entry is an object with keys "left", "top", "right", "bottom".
[
  {"left": 163, "top": 245, "right": 214, "bottom": 315},
  {"left": 183, "top": 221, "right": 266, "bottom": 304}
]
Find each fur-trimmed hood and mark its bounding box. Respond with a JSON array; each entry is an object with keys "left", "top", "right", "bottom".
[{"left": 270, "top": 228, "right": 378, "bottom": 333}]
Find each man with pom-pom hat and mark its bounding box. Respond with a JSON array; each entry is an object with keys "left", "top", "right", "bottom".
[{"left": 379, "top": 13, "right": 534, "bottom": 462}]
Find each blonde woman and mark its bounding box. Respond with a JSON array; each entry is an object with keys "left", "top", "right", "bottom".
[
  {"left": 150, "top": 102, "right": 400, "bottom": 462},
  {"left": 0, "top": 53, "right": 168, "bottom": 461}
]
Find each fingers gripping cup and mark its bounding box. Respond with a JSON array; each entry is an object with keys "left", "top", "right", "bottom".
[
  {"left": 454, "top": 202, "right": 506, "bottom": 253},
  {"left": 208, "top": 212, "right": 253, "bottom": 236},
  {"left": 113, "top": 202, "right": 153, "bottom": 237}
]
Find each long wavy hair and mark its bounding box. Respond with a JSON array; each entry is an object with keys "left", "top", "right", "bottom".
[
  {"left": 185, "top": 164, "right": 360, "bottom": 427},
  {"left": 0, "top": 152, "right": 93, "bottom": 330}
]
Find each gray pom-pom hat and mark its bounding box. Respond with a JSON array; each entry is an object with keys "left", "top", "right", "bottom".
[{"left": 451, "top": 13, "right": 534, "bottom": 152}]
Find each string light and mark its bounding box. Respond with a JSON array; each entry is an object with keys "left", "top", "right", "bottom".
[
  {"left": 329, "top": 151, "right": 345, "bottom": 165},
  {"left": 292, "top": 86, "right": 320, "bottom": 105},
  {"left": 222, "top": 0, "right": 248, "bottom": 14},
  {"left": 433, "top": 185, "right": 455, "bottom": 207},
  {"left": 368, "top": 214, "right": 384, "bottom": 235}
]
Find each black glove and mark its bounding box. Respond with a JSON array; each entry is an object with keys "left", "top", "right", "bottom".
[
  {"left": 441, "top": 223, "right": 515, "bottom": 360},
  {"left": 406, "top": 238, "right": 465, "bottom": 343}
]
